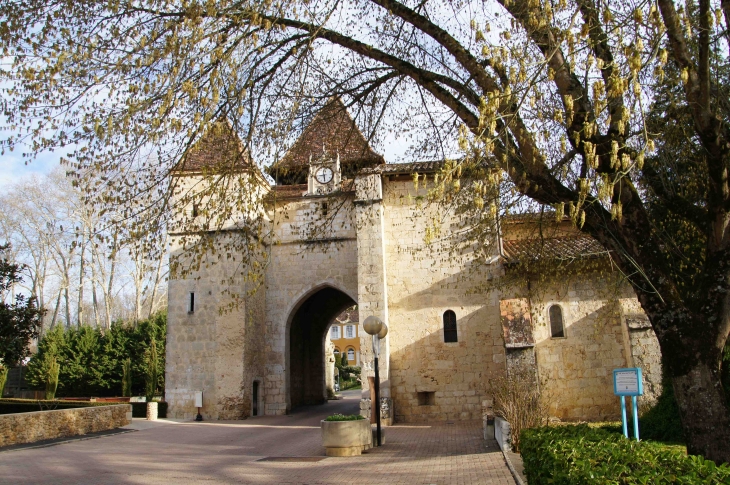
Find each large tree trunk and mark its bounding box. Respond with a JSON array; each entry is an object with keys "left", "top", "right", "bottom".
[{"left": 671, "top": 360, "right": 730, "bottom": 462}]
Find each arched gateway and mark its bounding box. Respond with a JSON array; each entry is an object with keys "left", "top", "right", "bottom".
[
  {"left": 286, "top": 286, "right": 356, "bottom": 409},
  {"left": 165, "top": 99, "right": 663, "bottom": 424}
]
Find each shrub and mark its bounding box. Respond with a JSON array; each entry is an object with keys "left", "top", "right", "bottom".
[
  {"left": 489, "top": 367, "right": 549, "bottom": 452},
  {"left": 144, "top": 339, "right": 158, "bottom": 402},
  {"left": 0, "top": 366, "right": 7, "bottom": 397},
  {"left": 521, "top": 425, "right": 730, "bottom": 484},
  {"left": 122, "top": 358, "right": 132, "bottom": 397},
  {"left": 26, "top": 312, "right": 166, "bottom": 397},
  {"left": 324, "top": 413, "right": 364, "bottom": 421},
  {"left": 44, "top": 356, "right": 59, "bottom": 400},
  {"left": 0, "top": 398, "right": 122, "bottom": 415},
  {"left": 638, "top": 379, "right": 684, "bottom": 443}
]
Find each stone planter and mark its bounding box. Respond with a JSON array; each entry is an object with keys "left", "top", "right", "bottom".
[
  {"left": 494, "top": 416, "right": 511, "bottom": 451},
  {"left": 321, "top": 419, "right": 372, "bottom": 456},
  {"left": 146, "top": 402, "right": 158, "bottom": 421}
]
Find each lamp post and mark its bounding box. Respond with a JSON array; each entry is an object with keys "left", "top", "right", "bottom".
[{"left": 363, "top": 316, "right": 387, "bottom": 446}]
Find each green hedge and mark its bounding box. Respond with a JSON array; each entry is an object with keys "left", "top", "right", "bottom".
[
  {"left": 521, "top": 425, "right": 730, "bottom": 484},
  {"left": 0, "top": 398, "right": 119, "bottom": 415},
  {"left": 131, "top": 401, "right": 167, "bottom": 418}
]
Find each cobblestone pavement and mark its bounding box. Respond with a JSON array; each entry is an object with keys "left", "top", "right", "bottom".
[{"left": 0, "top": 391, "right": 515, "bottom": 485}]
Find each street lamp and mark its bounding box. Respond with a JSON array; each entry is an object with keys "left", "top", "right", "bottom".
[{"left": 363, "top": 315, "right": 387, "bottom": 446}]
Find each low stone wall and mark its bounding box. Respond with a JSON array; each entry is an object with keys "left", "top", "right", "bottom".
[{"left": 0, "top": 404, "right": 132, "bottom": 447}]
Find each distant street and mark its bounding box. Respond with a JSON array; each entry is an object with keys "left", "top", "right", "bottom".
[{"left": 0, "top": 390, "right": 515, "bottom": 484}]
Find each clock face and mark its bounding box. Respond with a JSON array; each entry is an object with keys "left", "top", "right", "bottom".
[{"left": 316, "top": 167, "right": 334, "bottom": 184}]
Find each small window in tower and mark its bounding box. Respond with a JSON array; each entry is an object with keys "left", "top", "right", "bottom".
[
  {"left": 189, "top": 292, "right": 195, "bottom": 313},
  {"left": 549, "top": 305, "right": 565, "bottom": 338},
  {"left": 443, "top": 310, "right": 458, "bottom": 343},
  {"left": 192, "top": 204, "right": 199, "bottom": 218}
]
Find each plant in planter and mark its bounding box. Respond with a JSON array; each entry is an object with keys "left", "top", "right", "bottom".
[{"left": 321, "top": 414, "right": 371, "bottom": 457}]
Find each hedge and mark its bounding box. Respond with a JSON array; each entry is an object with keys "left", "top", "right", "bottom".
[
  {"left": 131, "top": 401, "right": 167, "bottom": 418},
  {"left": 521, "top": 425, "right": 730, "bottom": 484},
  {"left": 0, "top": 398, "right": 117, "bottom": 415}
]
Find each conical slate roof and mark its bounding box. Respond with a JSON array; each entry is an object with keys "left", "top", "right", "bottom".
[
  {"left": 176, "top": 120, "right": 250, "bottom": 173},
  {"left": 268, "top": 99, "right": 384, "bottom": 184}
]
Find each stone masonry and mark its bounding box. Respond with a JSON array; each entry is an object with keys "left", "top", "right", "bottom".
[{"left": 165, "top": 104, "right": 663, "bottom": 423}]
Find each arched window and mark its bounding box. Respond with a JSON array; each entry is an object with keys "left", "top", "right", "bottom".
[
  {"left": 549, "top": 305, "right": 565, "bottom": 338},
  {"left": 347, "top": 348, "right": 355, "bottom": 362},
  {"left": 443, "top": 310, "right": 458, "bottom": 343}
]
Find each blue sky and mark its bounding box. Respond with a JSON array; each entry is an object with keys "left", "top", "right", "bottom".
[{"left": 0, "top": 147, "right": 64, "bottom": 188}]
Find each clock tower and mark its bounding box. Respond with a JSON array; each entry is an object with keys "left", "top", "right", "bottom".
[{"left": 308, "top": 149, "right": 341, "bottom": 195}]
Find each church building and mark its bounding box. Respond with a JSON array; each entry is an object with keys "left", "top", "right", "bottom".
[{"left": 165, "top": 99, "right": 663, "bottom": 423}]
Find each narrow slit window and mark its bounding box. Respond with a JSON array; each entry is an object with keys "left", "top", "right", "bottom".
[
  {"left": 549, "top": 305, "right": 565, "bottom": 338},
  {"left": 189, "top": 292, "right": 195, "bottom": 313},
  {"left": 443, "top": 310, "right": 458, "bottom": 343},
  {"left": 192, "top": 204, "right": 199, "bottom": 218}
]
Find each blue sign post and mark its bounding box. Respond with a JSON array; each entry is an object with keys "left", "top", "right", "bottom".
[{"left": 613, "top": 368, "right": 643, "bottom": 441}]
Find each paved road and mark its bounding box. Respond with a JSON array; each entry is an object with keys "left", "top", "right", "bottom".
[{"left": 0, "top": 391, "right": 515, "bottom": 484}]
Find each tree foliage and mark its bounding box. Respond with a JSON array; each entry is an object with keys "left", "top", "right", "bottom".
[
  {"left": 0, "top": 247, "right": 44, "bottom": 368},
  {"left": 25, "top": 312, "right": 166, "bottom": 397},
  {"left": 1, "top": 0, "right": 730, "bottom": 462}
]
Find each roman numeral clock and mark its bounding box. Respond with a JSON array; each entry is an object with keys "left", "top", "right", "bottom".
[{"left": 308, "top": 151, "right": 341, "bottom": 196}]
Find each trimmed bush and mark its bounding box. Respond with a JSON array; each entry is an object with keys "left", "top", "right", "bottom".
[
  {"left": 521, "top": 425, "right": 730, "bottom": 484},
  {"left": 324, "top": 413, "right": 364, "bottom": 421},
  {"left": 0, "top": 398, "right": 118, "bottom": 415},
  {"left": 130, "top": 401, "right": 167, "bottom": 418}
]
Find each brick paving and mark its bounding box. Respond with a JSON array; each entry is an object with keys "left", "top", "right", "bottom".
[{"left": 0, "top": 391, "right": 515, "bottom": 484}]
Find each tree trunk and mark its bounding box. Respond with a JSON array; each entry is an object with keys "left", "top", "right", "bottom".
[
  {"left": 77, "top": 229, "right": 85, "bottom": 327},
  {"left": 671, "top": 359, "right": 730, "bottom": 463},
  {"left": 90, "top": 255, "right": 100, "bottom": 328}
]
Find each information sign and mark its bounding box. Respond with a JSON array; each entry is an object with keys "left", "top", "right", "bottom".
[
  {"left": 613, "top": 367, "right": 643, "bottom": 441},
  {"left": 613, "top": 368, "right": 643, "bottom": 396}
]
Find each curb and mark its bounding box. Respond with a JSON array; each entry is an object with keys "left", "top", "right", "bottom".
[{"left": 502, "top": 449, "right": 526, "bottom": 485}]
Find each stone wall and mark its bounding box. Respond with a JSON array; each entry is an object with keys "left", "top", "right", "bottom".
[
  {"left": 529, "top": 276, "right": 634, "bottom": 421},
  {"left": 0, "top": 404, "right": 131, "bottom": 447},
  {"left": 264, "top": 193, "right": 359, "bottom": 414},
  {"left": 381, "top": 178, "right": 505, "bottom": 422},
  {"left": 166, "top": 232, "right": 266, "bottom": 420}
]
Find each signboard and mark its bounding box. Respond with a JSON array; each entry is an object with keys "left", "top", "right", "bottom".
[{"left": 613, "top": 368, "right": 643, "bottom": 396}]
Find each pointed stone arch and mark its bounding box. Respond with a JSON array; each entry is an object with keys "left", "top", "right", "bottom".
[{"left": 285, "top": 283, "right": 357, "bottom": 410}]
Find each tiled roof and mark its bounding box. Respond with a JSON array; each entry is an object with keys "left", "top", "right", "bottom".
[
  {"left": 381, "top": 160, "right": 444, "bottom": 174},
  {"left": 176, "top": 121, "right": 250, "bottom": 172},
  {"left": 336, "top": 306, "right": 359, "bottom": 324},
  {"left": 271, "top": 184, "right": 308, "bottom": 198},
  {"left": 501, "top": 236, "right": 608, "bottom": 264},
  {"left": 267, "top": 180, "right": 356, "bottom": 200},
  {"left": 269, "top": 99, "right": 383, "bottom": 177}
]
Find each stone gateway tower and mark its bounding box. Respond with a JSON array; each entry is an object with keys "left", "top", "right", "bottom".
[{"left": 165, "top": 100, "right": 663, "bottom": 423}]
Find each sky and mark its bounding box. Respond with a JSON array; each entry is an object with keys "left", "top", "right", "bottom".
[
  {"left": 0, "top": 148, "right": 63, "bottom": 188},
  {"left": 0, "top": 116, "right": 415, "bottom": 190}
]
